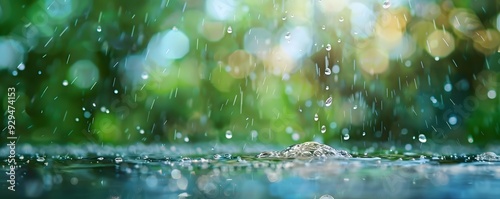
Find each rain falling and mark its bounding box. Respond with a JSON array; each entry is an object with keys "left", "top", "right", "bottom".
[{"left": 1, "top": 0, "right": 500, "bottom": 198}]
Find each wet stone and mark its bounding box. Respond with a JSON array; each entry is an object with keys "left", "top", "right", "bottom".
[{"left": 257, "top": 142, "right": 352, "bottom": 158}]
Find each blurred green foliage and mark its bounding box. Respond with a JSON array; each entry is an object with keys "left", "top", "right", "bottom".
[{"left": 0, "top": 0, "right": 499, "bottom": 149}]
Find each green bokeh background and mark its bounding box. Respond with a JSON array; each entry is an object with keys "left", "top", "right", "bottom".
[{"left": 1, "top": 0, "right": 499, "bottom": 149}]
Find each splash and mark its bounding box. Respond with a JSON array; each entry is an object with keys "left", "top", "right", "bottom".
[{"left": 256, "top": 142, "right": 351, "bottom": 158}]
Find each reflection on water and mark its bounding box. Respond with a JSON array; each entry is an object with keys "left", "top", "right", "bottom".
[{"left": 2, "top": 143, "right": 500, "bottom": 199}]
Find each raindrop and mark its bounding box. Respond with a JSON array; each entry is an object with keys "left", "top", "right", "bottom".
[
  {"left": 141, "top": 72, "right": 149, "bottom": 79},
  {"left": 332, "top": 65, "right": 340, "bottom": 74},
  {"left": 314, "top": 113, "right": 319, "bottom": 121},
  {"left": 434, "top": 57, "right": 440, "bottom": 61},
  {"left": 337, "top": 39, "right": 341, "bottom": 43},
  {"left": 339, "top": 17, "right": 344, "bottom": 22},
  {"left": 487, "top": 90, "right": 497, "bottom": 99},
  {"left": 282, "top": 16, "right": 287, "bottom": 20},
  {"left": 325, "top": 44, "right": 332, "bottom": 51},
  {"left": 320, "top": 195, "right": 334, "bottom": 199},
  {"left": 343, "top": 134, "right": 350, "bottom": 140},
  {"left": 382, "top": 0, "right": 391, "bottom": 9},
  {"left": 325, "top": 68, "right": 332, "bottom": 76},
  {"left": 444, "top": 83, "right": 452, "bottom": 92},
  {"left": 448, "top": 116, "right": 457, "bottom": 125},
  {"left": 225, "top": 130, "right": 233, "bottom": 139},
  {"left": 17, "top": 63, "right": 25, "bottom": 70},
  {"left": 353, "top": 105, "right": 358, "bottom": 110},
  {"left": 430, "top": 96, "right": 438, "bottom": 104},
  {"left": 114, "top": 89, "right": 119, "bottom": 94},
  {"left": 418, "top": 134, "right": 427, "bottom": 143},
  {"left": 362, "top": 132, "right": 366, "bottom": 136},
  {"left": 115, "top": 157, "right": 123, "bottom": 163},
  {"left": 62, "top": 80, "right": 69, "bottom": 86},
  {"left": 139, "top": 129, "right": 145, "bottom": 134},
  {"left": 96, "top": 25, "right": 102, "bottom": 32},
  {"left": 285, "top": 32, "right": 291, "bottom": 40},
  {"left": 227, "top": 26, "right": 233, "bottom": 34},
  {"left": 325, "top": 96, "right": 333, "bottom": 107},
  {"left": 321, "top": 25, "right": 326, "bottom": 30},
  {"left": 36, "top": 157, "right": 45, "bottom": 162},
  {"left": 467, "top": 135, "right": 474, "bottom": 143},
  {"left": 184, "top": 137, "right": 189, "bottom": 142},
  {"left": 97, "top": 157, "right": 104, "bottom": 161},
  {"left": 251, "top": 130, "right": 258, "bottom": 140},
  {"left": 321, "top": 125, "right": 327, "bottom": 133},
  {"left": 325, "top": 86, "right": 330, "bottom": 90}
]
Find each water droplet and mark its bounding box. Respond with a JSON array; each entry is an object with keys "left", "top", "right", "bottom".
[
  {"left": 184, "top": 137, "right": 189, "bottom": 142},
  {"left": 343, "top": 133, "right": 350, "bottom": 140},
  {"left": 83, "top": 111, "right": 91, "bottom": 118},
  {"left": 114, "top": 89, "right": 119, "bottom": 94},
  {"left": 141, "top": 72, "right": 149, "bottom": 79},
  {"left": 227, "top": 26, "right": 233, "bottom": 34},
  {"left": 282, "top": 16, "right": 287, "bottom": 20},
  {"left": 325, "top": 68, "right": 332, "bottom": 75},
  {"left": 337, "top": 39, "right": 341, "bottom": 43},
  {"left": 97, "top": 157, "right": 104, "bottom": 161},
  {"left": 96, "top": 25, "right": 102, "bottom": 32},
  {"left": 467, "top": 135, "right": 474, "bottom": 143},
  {"left": 321, "top": 125, "right": 327, "bottom": 133},
  {"left": 213, "top": 154, "right": 222, "bottom": 159},
  {"left": 362, "top": 132, "right": 366, "bottom": 136},
  {"left": 444, "top": 83, "right": 452, "bottom": 92},
  {"left": 353, "top": 105, "right": 358, "bottom": 110},
  {"left": 418, "top": 134, "right": 427, "bottom": 143},
  {"left": 325, "top": 86, "right": 330, "bottom": 90},
  {"left": 321, "top": 25, "right": 326, "bottom": 30},
  {"left": 285, "top": 32, "right": 291, "bottom": 40},
  {"left": 320, "top": 194, "right": 334, "bottom": 199},
  {"left": 314, "top": 113, "right": 319, "bottom": 121},
  {"left": 172, "top": 26, "right": 178, "bottom": 31},
  {"left": 487, "top": 90, "right": 497, "bottom": 99},
  {"left": 139, "top": 129, "right": 145, "bottom": 134},
  {"left": 382, "top": 0, "right": 391, "bottom": 9},
  {"left": 434, "top": 56, "right": 440, "bottom": 61},
  {"left": 36, "top": 157, "right": 45, "bottom": 162},
  {"left": 339, "top": 17, "right": 344, "bottom": 22},
  {"left": 115, "top": 157, "right": 123, "bottom": 163},
  {"left": 62, "top": 80, "right": 69, "bottom": 86},
  {"left": 325, "top": 44, "right": 332, "bottom": 51},
  {"left": 448, "top": 116, "right": 457, "bottom": 125},
  {"left": 225, "top": 130, "right": 233, "bottom": 139},
  {"left": 17, "top": 63, "right": 25, "bottom": 70},
  {"left": 325, "top": 96, "right": 333, "bottom": 107}
]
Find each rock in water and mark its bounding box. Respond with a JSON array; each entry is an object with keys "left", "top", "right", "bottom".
[{"left": 257, "top": 142, "right": 351, "bottom": 158}]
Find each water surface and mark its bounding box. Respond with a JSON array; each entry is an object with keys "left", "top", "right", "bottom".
[{"left": 2, "top": 143, "right": 500, "bottom": 199}]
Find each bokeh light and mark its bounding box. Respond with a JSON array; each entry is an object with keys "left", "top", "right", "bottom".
[
  {"left": 425, "top": 30, "right": 455, "bottom": 59},
  {"left": 67, "top": 60, "right": 100, "bottom": 89},
  {"left": 0, "top": 38, "right": 25, "bottom": 70}
]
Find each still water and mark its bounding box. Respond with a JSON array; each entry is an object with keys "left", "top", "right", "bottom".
[{"left": 2, "top": 142, "right": 500, "bottom": 199}]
